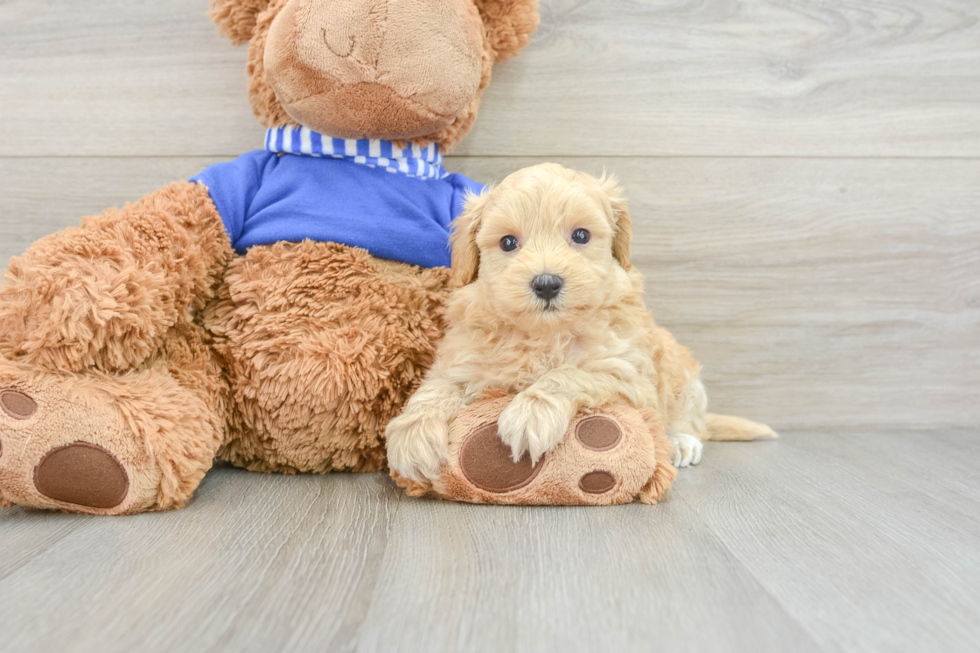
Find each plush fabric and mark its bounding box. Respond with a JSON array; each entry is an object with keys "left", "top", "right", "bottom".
[
  {"left": 191, "top": 130, "right": 483, "bottom": 266},
  {"left": 0, "top": 0, "right": 539, "bottom": 516},
  {"left": 207, "top": 241, "right": 451, "bottom": 475},
  {"left": 0, "top": 182, "right": 453, "bottom": 512},
  {"left": 244, "top": 0, "right": 539, "bottom": 150},
  {"left": 0, "top": 182, "right": 234, "bottom": 374},
  {"left": 209, "top": 0, "right": 271, "bottom": 45},
  {"left": 263, "top": 0, "right": 485, "bottom": 140},
  {"left": 393, "top": 396, "right": 677, "bottom": 505},
  {"left": 0, "top": 186, "right": 231, "bottom": 513}
]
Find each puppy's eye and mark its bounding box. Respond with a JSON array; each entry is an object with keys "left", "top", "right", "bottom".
[
  {"left": 571, "top": 228, "right": 591, "bottom": 244},
  {"left": 500, "top": 235, "right": 519, "bottom": 252}
]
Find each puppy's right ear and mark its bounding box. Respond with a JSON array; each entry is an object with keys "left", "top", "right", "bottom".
[
  {"left": 451, "top": 190, "right": 491, "bottom": 287},
  {"left": 208, "top": 0, "right": 271, "bottom": 45}
]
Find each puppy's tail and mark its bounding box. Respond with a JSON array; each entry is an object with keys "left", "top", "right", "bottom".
[{"left": 704, "top": 413, "right": 778, "bottom": 442}]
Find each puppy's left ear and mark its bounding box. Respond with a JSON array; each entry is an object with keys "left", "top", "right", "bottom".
[
  {"left": 451, "top": 189, "right": 491, "bottom": 287},
  {"left": 600, "top": 175, "right": 633, "bottom": 270}
]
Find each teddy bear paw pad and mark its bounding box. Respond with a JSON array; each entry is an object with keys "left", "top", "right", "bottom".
[
  {"left": 459, "top": 422, "right": 544, "bottom": 493},
  {"left": 0, "top": 389, "right": 37, "bottom": 420},
  {"left": 575, "top": 416, "right": 622, "bottom": 451},
  {"left": 578, "top": 470, "right": 616, "bottom": 494},
  {"left": 33, "top": 442, "right": 129, "bottom": 509}
]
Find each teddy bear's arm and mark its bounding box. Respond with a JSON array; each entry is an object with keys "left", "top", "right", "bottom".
[{"left": 0, "top": 182, "right": 234, "bottom": 373}]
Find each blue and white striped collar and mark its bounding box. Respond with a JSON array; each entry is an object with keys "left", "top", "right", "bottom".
[{"left": 265, "top": 125, "right": 447, "bottom": 180}]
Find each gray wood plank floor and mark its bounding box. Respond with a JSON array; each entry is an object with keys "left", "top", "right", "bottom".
[
  {"left": 1, "top": 433, "right": 978, "bottom": 653},
  {"left": 1, "top": 1, "right": 978, "bottom": 651}
]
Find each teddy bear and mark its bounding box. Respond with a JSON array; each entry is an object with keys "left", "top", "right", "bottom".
[
  {"left": 393, "top": 395, "right": 677, "bottom": 505},
  {"left": 0, "top": 0, "right": 540, "bottom": 515}
]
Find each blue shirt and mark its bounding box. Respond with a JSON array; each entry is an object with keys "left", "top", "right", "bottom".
[{"left": 190, "top": 129, "right": 484, "bottom": 268}]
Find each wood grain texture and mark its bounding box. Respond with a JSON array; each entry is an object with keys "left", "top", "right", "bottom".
[
  {"left": 678, "top": 431, "right": 980, "bottom": 653},
  {"left": 1, "top": 2, "right": 979, "bottom": 651},
  {"left": 0, "top": 470, "right": 401, "bottom": 652},
  {"left": 354, "top": 479, "right": 818, "bottom": 653},
  {"left": 1, "top": 433, "right": 978, "bottom": 653},
  {"left": 1, "top": 0, "right": 979, "bottom": 157},
  {"left": 2, "top": 156, "right": 976, "bottom": 430}
]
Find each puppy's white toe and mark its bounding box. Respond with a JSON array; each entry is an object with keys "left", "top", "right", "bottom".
[{"left": 670, "top": 432, "right": 703, "bottom": 468}]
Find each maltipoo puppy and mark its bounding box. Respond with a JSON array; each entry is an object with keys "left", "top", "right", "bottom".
[{"left": 386, "top": 163, "right": 775, "bottom": 482}]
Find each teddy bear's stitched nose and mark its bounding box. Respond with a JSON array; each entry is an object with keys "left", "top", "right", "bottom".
[{"left": 531, "top": 274, "right": 563, "bottom": 300}]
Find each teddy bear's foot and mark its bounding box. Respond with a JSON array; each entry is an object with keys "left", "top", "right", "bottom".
[
  {"left": 0, "top": 357, "right": 217, "bottom": 515},
  {"left": 456, "top": 414, "right": 629, "bottom": 501},
  {"left": 422, "top": 398, "right": 675, "bottom": 506},
  {"left": 0, "top": 368, "right": 157, "bottom": 515}
]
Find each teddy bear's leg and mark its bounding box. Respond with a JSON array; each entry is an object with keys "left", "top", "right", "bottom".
[
  {"left": 0, "top": 182, "right": 234, "bottom": 514},
  {"left": 0, "top": 181, "right": 233, "bottom": 374},
  {"left": 0, "top": 318, "right": 228, "bottom": 514},
  {"left": 205, "top": 241, "right": 451, "bottom": 475}
]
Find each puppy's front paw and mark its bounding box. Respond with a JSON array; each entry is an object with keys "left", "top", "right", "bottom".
[
  {"left": 497, "top": 391, "right": 572, "bottom": 464},
  {"left": 385, "top": 409, "right": 450, "bottom": 482},
  {"left": 669, "top": 432, "right": 703, "bottom": 467}
]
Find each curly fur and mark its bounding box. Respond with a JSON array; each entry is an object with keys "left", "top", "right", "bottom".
[
  {"left": 0, "top": 182, "right": 233, "bottom": 374},
  {"left": 387, "top": 164, "right": 774, "bottom": 483},
  {"left": 0, "top": 0, "right": 540, "bottom": 515},
  {"left": 0, "top": 183, "right": 452, "bottom": 513},
  {"left": 244, "top": 0, "right": 295, "bottom": 129},
  {"left": 206, "top": 241, "right": 451, "bottom": 474},
  {"left": 209, "top": 0, "right": 271, "bottom": 45},
  {"left": 0, "top": 315, "right": 227, "bottom": 514},
  {"left": 474, "top": 0, "right": 540, "bottom": 61}
]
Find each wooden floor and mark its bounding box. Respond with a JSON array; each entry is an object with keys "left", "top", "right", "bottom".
[
  {"left": 2, "top": 433, "right": 979, "bottom": 653},
  {"left": 1, "top": 1, "right": 979, "bottom": 651}
]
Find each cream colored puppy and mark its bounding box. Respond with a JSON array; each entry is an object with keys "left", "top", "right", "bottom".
[{"left": 386, "top": 163, "right": 774, "bottom": 482}]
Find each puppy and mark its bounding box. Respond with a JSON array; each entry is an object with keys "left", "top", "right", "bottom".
[{"left": 386, "top": 163, "right": 775, "bottom": 482}]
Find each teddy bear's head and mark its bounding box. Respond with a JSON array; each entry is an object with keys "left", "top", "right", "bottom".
[{"left": 209, "top": 0, "right": 539, "bottom": 150}]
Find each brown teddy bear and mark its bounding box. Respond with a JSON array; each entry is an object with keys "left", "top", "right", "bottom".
[{"left": 0, "top": 0, "right": 539, "bottom": 515}]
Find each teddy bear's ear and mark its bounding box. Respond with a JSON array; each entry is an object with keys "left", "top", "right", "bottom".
[
  {"left": 208, "top": 0, "right": 272, "bottom": 45},
  {"left": 473, "top": 0, "right": 541, "bottom": 62}
]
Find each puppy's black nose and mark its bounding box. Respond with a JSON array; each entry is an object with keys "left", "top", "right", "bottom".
[{"left": 531, "top": 274, "right": 563, "bottom": 300}]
